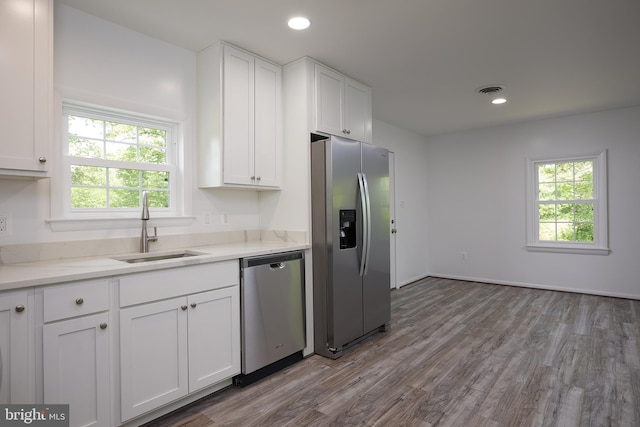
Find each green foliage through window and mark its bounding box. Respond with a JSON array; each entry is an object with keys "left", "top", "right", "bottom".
[
  {"left": 66, "top": 110, "right": 172, "bottom": 210},
  {"left": 536, "top": 160, "right": 594, "bottom": 242}
]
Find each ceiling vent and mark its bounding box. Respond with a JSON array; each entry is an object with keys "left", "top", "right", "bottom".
[{"left": 476, "top": 85, "right": 504, "bottom": 95}]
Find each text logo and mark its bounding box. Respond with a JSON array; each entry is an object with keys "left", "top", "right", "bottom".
[{"left": 1, "top": 405, "right": 69, "bottom": 426}]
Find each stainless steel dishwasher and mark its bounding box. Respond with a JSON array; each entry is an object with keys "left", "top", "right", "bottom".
[{"left": 234, "top": 251, "right": 305, "bottom": 386}]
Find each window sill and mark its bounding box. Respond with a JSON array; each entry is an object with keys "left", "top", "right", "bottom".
[
  {"left": 526, "top": 244, "right": 610, "bottom": 255},
  {"left": 46, "top": 216, "right": 195, "bottom": 232}
]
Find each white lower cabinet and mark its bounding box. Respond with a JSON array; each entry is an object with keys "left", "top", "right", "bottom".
[
  {"left": 0, "top": 289, "right": 33, "bottom": 404},
  {"left": 9, "top": 260, "right": 240, "bottom": 426},
  {"left": 43, "top": 313, "right": 111, "bottom": 427},
  {"left": 119, "top": 297, "right": 188, "bottom": 420},
  {"left": 118, "top": 261, "right": 240, "bottom": 422},
  {"left": 187, "top": 287, "right": 240, "bottom": 392},
  {"left": 41, "top": 279, "right": 111, "bottom": 427}
]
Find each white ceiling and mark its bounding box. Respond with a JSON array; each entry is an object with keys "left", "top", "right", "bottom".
[{"left": 56, "top": 0, "right": 640, "bottom": 137}]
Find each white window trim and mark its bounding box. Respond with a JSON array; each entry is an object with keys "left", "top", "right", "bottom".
[
  {"left": 48, "top": 101, "right": 193, "bottom": 232},
  {"left": 525, "top": 150, "right": 609, "bottom": 255}
]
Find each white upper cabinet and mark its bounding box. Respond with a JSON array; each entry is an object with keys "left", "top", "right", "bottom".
[
  {"left": 198, "top": 42, "right": 282, "bottom": 189},
  {"left": 253, "top": 58, "right": 282, "bottom": 187},
  {"left": 0, "top": 0, "right": 52, "bottom": 178},
  {"left": 314, "top": 63, "right": 372, "bottom": 143}
]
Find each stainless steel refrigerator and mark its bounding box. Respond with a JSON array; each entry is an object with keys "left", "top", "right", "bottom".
[{"left": 311, "top": 135, "right": 391, "bottom": 359}]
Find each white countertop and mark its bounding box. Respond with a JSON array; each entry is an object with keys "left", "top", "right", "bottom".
[{"left": 0, "top": 241, "right": 310, "bottom": 291}]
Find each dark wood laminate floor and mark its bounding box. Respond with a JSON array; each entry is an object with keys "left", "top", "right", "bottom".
[{"left": 146, "top": 277, "right": 640, "bottom": 427}]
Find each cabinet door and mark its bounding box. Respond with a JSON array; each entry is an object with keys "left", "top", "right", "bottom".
[
  {"left": 314, "top": 64, "right": 345, "bottom": 138},
  {"left": 43, "top": 313, "right": 110, "bottom": 427},
  {"left": 187, "top": 287, "right": 240, "bottom": 392},
  {"left": 0, "top": 0, "right": 50, "bottom": 175},
  {"left": 223, "top": 46, "right": 255, "bottom": 185},
  {"left": 344, "top": 77, "right": 373, "bottom": 144},
  {"left": 0, "top": 290, "right": 32, "bottom": 404},
  {"left": 253, "top": 58, "right": 282, "bottom": 188},
  {"left": 120, "top": 297, "right": 188, "bottom": 421}
]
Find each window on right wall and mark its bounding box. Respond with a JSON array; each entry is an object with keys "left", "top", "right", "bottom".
[{"left": 526, "top": 150, "right": 609, "bottom": 255}]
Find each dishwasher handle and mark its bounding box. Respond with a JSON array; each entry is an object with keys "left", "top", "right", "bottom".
[
  {"left": 270, "top": 262, "right": 286, "bottom": 269},
  {"left": 242, "top": 250, "right": 304, "bottom": 269}
]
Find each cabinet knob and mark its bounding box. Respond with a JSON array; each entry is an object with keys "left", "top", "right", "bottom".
[
  {"left": 190, "top": 302, "right": 197, "bottom": 308},
  {"left": 39, "top": 157, "right": 47, "bottom": 163},
  {"left": 100, "top": 323, "right": 108, "bottom": 330},
  {"left": 343, "top": 129, "right": 351, "bottom": 135},
  {"left": 181, "top": 305, "right": 188, "bottom": 311},
  {"left": 391, "top": 228, "right": 398, "bottom": 234},
  {"left": 250, "top": 176, "right": 256, "bottom": 180},
  {"left": 75, "top": 297, "right": 84, "bottom": 305},
  {"left": 15, "top": 304, "right": 25, "bottom": 313},
  {"left": 256, "top": 176, "right": 261, "bottom": 181}
]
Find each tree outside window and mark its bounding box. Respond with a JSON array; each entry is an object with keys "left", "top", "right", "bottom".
[
  {"left": 65, "top": 106, "right": 175, "bottom": 212},
  {"left": 526, "top": 151, "right": 609, "bottom": 255},
  {"left": 537, "top": 160, "right": 594, "bottom": 242}
]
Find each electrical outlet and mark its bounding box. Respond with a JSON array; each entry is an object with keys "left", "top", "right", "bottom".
[{"left": 0, "top": 213, "right": 9, "bottom": 234}]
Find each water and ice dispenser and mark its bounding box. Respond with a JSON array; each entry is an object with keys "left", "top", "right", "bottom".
[{"left": 339, "top": 209, "right": 357, "bottom": 249}]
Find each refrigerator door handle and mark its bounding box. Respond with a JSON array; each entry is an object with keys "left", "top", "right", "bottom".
[
  {"left": 362, "top": 173, "right": 372, "bottom": 275},
  {"left": 357, "top": 173, "right": 368, "bottom": 277}
]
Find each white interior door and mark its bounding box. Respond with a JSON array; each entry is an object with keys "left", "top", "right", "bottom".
[{"left": 389, "top": 151, "right": 397, "bottom": 289}]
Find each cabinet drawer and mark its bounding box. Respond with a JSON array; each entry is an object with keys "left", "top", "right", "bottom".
[
  {"left": 43, "top": 279, "right": 110, "bottom": 322},
  {"left": 119, "top": 260, "right": 239, "bottom": 307}
]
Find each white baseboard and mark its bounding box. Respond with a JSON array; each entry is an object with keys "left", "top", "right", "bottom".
[
  {"left": 424, "top": 273, "right": 640, "bottom": 301},
  {"left": 396, "top": 273, "right": 430, "bottom": 289}
]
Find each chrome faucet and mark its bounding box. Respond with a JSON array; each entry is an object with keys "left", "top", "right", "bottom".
[{"left": 140, "top": 191, "right": 158, "bottom": 253}]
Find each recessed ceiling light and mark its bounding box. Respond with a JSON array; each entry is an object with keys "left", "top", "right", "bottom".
[
  {"left": 288, "top": 16, "right": 310, "bottom": 30},
  {"left": 477, "top": 85, "right": 507, "bottom": 105}
]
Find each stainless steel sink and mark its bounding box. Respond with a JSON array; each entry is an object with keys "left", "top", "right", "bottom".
[{"left": 113, "top": 250, "right": 206, "bottom": 264}]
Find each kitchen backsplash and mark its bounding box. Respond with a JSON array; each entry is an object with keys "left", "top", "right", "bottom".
[{"left": 0, "top": 229, "right": 306, "bottom": 264}]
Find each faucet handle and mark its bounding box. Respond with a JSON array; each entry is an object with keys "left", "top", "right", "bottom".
[{"left": 149, "top": 227, "right": 158, "bottom": 243}]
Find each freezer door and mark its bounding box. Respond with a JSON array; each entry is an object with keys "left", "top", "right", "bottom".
[
  {"left": 361, "top": 143, "right": 391, "bottom": 333},
  {"left": 327, "top": 137, "right": 365, "bottom": 348}
]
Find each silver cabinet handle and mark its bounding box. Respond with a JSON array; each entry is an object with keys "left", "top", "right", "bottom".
[
  {"left": 75, "top": 297, "right": 84, "bottom": 305},
  {"left": 190, "top": 302, "right": 197, "bottom": 308},
  {"left": 15, "top": 304, "right": 25, "bottom": 313},
  {"left": 181, "top": 305, "right": 188, "bottom": 311},
  {"left": 39, "top": 157, "right": 47, "bottom": 163},
  {"left": 100, "top": 323, "right": 107, "bottom": 330}
]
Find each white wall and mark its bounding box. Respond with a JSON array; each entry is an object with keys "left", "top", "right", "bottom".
[
  {"left": 425, "top": 106, "right": 640, "bottom": 299},
  {"left": 0, "top": 5, "right": 260, "bottom": 245},
  {"left": 258, "top": 59, "right": 312, "bottom": 236},
  {"left": 373, "top": 120, "right": 430, "bottom": 287}
]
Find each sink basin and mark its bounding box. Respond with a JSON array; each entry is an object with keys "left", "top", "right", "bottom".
[{"left": 113, "top": 250, "right": 206, "bottom": 264}]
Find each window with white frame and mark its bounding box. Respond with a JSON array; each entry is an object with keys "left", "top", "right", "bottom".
[
  {"left": 526, "top": 151, "right": 609, "bottom": 254},
  {"left": 62, "top": 104, "right": 178, "bottom": 217}
]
